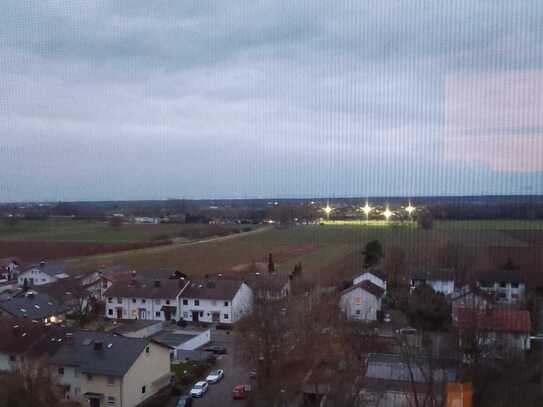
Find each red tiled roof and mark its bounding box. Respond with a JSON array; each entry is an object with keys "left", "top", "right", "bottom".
[
  {"left": 342, "top": 280, "right": 385, "bottom": 298},
  {"left": 456, "top": 308, "right": 531, "bottom": 333}
]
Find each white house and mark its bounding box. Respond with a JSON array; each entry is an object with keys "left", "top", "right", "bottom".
[
  {"left": 179, "top": 279, "right": 253, "bottom": 324},
  {"left": 456, "top": 308, "right": 531, "bottom": 355},
  {"left": 105, "top": 278, "right": 189, "bottom": 322},
  {"left": 353, "top": 269, "right": 387, "bottom": 292},
  {"left": 474, "top": 270, "right": 526, "bottom": 304},
  {"left": 17, "top": 261, "right": 71, "bottom": 287},
  {"left": 340, "top": 280, "right": 385, "bottom": 321},
  {"left": 0, "top": 257, "right": 21, "bottom": 281},
  {"left": 243, "top": 272, "right": 291, "bottom": 301},
  {"left": 449, "top": 284, "right": 494, "bottom": 322},
  {"left": 410, "top": 269, "right": 455, "bottom": 295}
]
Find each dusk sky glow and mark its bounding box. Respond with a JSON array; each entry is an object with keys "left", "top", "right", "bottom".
[{"left": 1, "top": 1, "right": 542, "bottom": 201}]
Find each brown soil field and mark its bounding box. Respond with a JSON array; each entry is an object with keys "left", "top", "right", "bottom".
[{"left": 0, "top": 240, "right": 170, "bottom": 263}]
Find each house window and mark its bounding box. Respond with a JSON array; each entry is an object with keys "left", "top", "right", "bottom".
[
  {"left": 108, "top": 309, "right": 113, "bottom": 316},
  {"left": 117, "top": 298, "right": 122, "bottom": 304},
  {"left": 58, "top": 367, "right": 64, "bottom": 375},
  {"left": 107, "top": 396, "right": 116, "bottom": 405},
  {"left": 199, "top": 311, "right": 203, "bottom": 317},
  {"left": 499, "top": 282, "right": 507, "bottom": 288},
  {"left": 224, "top": 314, "right": 229, "bottom": 319},
  {"left": 183, "top": 299, "right": 188, "bottom": 305},
  {"left": 108, "top": 298, "right": 113, "bottom": 304},
  {"left": 511, "top": 282, "right": 519, "bottom": 289},
  {"left": 142, "top": 386, "right": 146, "bottom": 394},
  {"left": 141, "top": 299, "right": 146, "bottom": 304},
  {"left": 87, "top": 374, "right": 93, "bottom": 381},
  {"left": 155, "top": 311, "right": 160, "bottom": 317},
  {"left": 145, "top": 346, "right": 150, "bottom": 354},
  {"left": 166, "top": 300, "right": 170, "bottom": 305},
  {"left": 194, "top": 300, "right": 200, "bottom": 306},
  {"left": 107, "top": 376, "right": 115, "bottom": 386},
  {"left": 224, "top": 301, "right": 229, "bottom": 306},
  {"left": 9, "top": 355, "right": 15, "bottom": 362},
  {"left": 132, "top": 298, "right": 137, "bottom": 303},
  {"left": 154, "top": 299, "right": 160, "bottom": 305},
  {"left": 356, "top": 310, "right": 361, "bottom": 315}
]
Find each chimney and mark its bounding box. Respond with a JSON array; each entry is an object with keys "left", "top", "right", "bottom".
[
  {"left": 154, "top": 280, "right": 161, "bottom": 288},
  {"left": 40, "top": 260, "right": 46, "bottom": 267},
  {"left": 93, "top": 341, "right": 103, "bottom": 351}
]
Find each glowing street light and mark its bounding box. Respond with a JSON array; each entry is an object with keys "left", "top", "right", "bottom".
[
  {"left": 405, "top": 203, "right": 416, "bottom": 216},
  {"left": 383, "top": 207, "right": 393, "bottom": 221},
  {"left": 361, "top": 202, "right": 373, "bottom": 216},
  {"left": 323, "top": 204, "right": 333, "bottom": 218}
]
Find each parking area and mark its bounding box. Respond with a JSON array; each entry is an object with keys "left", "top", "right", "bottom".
[{"left": 171, "top": 328, "right": 252, "bottom": 407}]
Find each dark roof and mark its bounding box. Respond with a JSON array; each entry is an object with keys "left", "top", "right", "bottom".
[
  {"left": 342, "top": 281, "right": 385, "bottom": 298},
  {"left": 456, "top": 308, "right": 531, "bottom": 333},
  {"left": 31, "top": 278, "right": 86, "bottom": 307},
  {"left": 0, "top": 316, "right": 69, "bottom": 356},
  {"left": 24, "top": 261, "right": 72, "bottom": 277},
  {"left": 181, "top": 279, "right": 243, "bottom": 301},
  {"left": 0, "top": 257, "right": 22, "bottom": 268},
  {"left": 411, "top": 268, "right": 455, "bottom": 282},
  {"left": 0, "top": 292, "right": 68, "bottom": 319},
  {"left": 105, "top": 278, "right": 187, "bottom": 300},
  {"left": 362, "top": 268, "right": 387, "bottom": 281},
  {"left": 449, "top": 284, "right": 494, "bottom": 303},
  {"left": 474, "top": 270, "right": 525, "bottom": 284},
  {"left": 243, "top": 272, "right": 290, "bottom": 292},
  {"left": 50, "top": 330, "right": 167, "bottom": 376}
]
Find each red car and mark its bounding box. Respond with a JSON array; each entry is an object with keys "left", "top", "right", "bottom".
[{"left": 233, "top": 384, "right": 251, "bottom": 400}]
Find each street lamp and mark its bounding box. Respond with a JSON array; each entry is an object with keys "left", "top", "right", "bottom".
[
  {"left": 361, "top": 202, "right": 373, "bottom": 223},
  {"left": 323, "top": 204, "right": 333, "bottom": 218},
  {"left": 405, "top": 203, "right": 416, "bottom": 216}
]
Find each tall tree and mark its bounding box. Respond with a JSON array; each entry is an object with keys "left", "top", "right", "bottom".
[{"left": 362, "top": 240, "right": 384, "bottom": 268}]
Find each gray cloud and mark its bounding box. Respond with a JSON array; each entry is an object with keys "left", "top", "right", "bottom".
[{"left": 1, "top": 0, "right": 542, "bottom": 201}]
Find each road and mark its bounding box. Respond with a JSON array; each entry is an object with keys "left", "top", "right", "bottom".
[{"left": 174, "top": 330, "right": 251, "bottom": 407}]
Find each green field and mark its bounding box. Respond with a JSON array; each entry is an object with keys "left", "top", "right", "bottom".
[
  {"left": 70, "top": 221, "right": 538, "bottom": 280},
  {"left": 321, "top": 219, "right": 543, "bottom": 230},
  {"left": 0, "top": 218, "right": 253, "bottom": 243}
]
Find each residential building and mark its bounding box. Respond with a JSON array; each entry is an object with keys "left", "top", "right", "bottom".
[
  {"left": 449, "top": 284, "right": 494, "bottom": 322},
  {"left": 50, "top": 331, "right": 172, "bottom": 407},
  {"left": 474, "top": 270, "right": 526, "bottom": 304},
  {"left": 353, "top": 269, "right": 387, "bottom": 292},
  {"left": 0, "top": 257, "right": 21, "bottom": 281},
  {"left": 0, "top": 316, "right": 67, "bottom": 372},
  {"left": 243, "top": 272, "right": 291, "bottom": 301},
  {"left": 179, "top": 279, "right": 253, "bottom": 324},
  {"left": 456, "top": 308, "right": 531, "bottom": 355},
  {"left": 17, "top": 261, "right": 71, "bottom": 287},
  {"left": 339, "top": 280, "right": 385, "bottom": 321},
  {"left": 0, "top": 291, "right": 68, "bottom": 323},
  {"left": 29, "top": 277, "right": 96, "bottom": 317},
  {"left": 410, "top": 268, "right": 455, "bottom": 295},
  {"left": 105, "top": 278, "right": 188, "bottom": 321}
]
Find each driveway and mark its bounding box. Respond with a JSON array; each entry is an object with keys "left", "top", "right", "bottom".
[{"left": 186, "top": 329, "right": 251, "bottom": 407}]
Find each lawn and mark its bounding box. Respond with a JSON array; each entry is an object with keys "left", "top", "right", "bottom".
[{"left": 0, "top": 219, "right": 254, "bottom": 243}]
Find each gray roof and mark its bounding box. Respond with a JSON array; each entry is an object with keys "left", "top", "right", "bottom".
[
  {"left": 152, "top": 331, "right": 197, "bottom": 348},
  {"left": 181, "top": 279, "right": 243, "bottom": 301},
  {"left": 0, "top": 292, "right": 68, "bottom": 319},
  {"left": 110, "top": 319, "right": 163, "bottom": 335},
  {"left": 366, "top": 353, "right": 458, "bottom": 384},
  {"left": 50, "top": 330, "right": 167, "bottom": 376},
  {"left": 24, "top": 261, "right": 72, "bottom": 277}
]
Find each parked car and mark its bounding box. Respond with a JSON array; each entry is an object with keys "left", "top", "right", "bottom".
[
  {"left": 233, "top": 384, "right": 251, "bottom": 400},
  {"left": 206, "top": 369, "right": 224, "bottom": 383},
  {"left": 204, "top": 345, "right": 228, "bottom": 354},
  {"left": 190, "top": 381, "right": 209, "bottom": 398},
  {"left": 176, "top": 395, "right": 193, "bottom": 407}
]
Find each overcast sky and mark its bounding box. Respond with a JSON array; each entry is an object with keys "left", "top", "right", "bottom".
[{"left": 1, "top": 1, "right": 542, "bottom": 201}]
